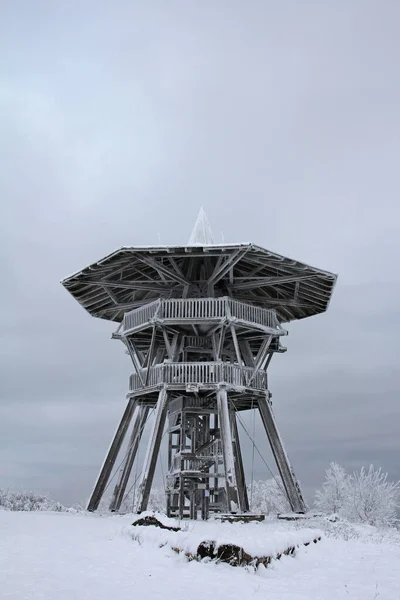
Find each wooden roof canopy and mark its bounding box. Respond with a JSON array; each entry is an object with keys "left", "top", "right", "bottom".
[{"left": 61, "top": 209, "right": 337, "bottom": 324}]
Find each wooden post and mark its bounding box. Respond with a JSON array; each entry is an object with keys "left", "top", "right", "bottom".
[
  {"left": 230, "top": 411, "right": 249, "bottom": 512},
  {"left": 87, "top": 398, "right": 136, "bottom": 512},
  {"left": 109, "top": 405, "right": 149, "bottom": 512},
  {"left": 258, "top": 393, "right": 306, "bottom": 513},
  {"left": 136, "top": 387, "right": 168, "bottom": 512},
  {"left": 216, "top": 387, "right": 239, "bottom": 512}
]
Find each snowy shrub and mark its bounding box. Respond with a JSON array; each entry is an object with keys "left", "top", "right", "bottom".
[
  {"left": 248, "top": 478, "right": 291, "bottom": 515},
  {"left": 315, "top": 463, "right": 400, "bottom": 527},
  {"left": 0, "top": 489, "right": 68, "bottom": 512},
  {"left": 347, "top": 466, "right": 400, "bottom": 527},
  {"left": 315, "top": 462, "right": 350, "bottom": 515}
]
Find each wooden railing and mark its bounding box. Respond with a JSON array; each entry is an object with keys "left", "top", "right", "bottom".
[
  {"left": 122, "top": 297, "right": 282, "bottom": 333},
  {"left": 172, "top": 456, "right": 213, "bottom": 473},
  {"left": 129, "top": 361, "right": 267, "bottom": 391},
  {"left": 161, "top": 297, "right": 226, "bottom": 320},
  {"left": 123, "top": 300, "right": 159, "bottom": 331},
  {"left": 197, "top": 439, "right": 222, "bottom": 458},
  {"left": 228, "top": 298, "right": 278, "bottom": 329}
]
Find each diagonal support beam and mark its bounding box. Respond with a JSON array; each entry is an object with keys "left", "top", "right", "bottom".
[
  {"left": 248, "top": 335, "right": 273, "bottom": 385},
  {"left": 230, "top": 412, "right": 249, "bottom": 512},
  {"left": 168, "top": 257, "right": 187, "bottom": 282},
  {"left": 144, "top": 327, "right": 157, "bottom": 385},
  {"left": 229, "top": 274, "right": 316, "bottom": 291},
  {"left": 208, "top": 248, "right": 248, "bottom": 290},
  {"left": 217, "top": 326, "right": 226, "bottom": 360},
  {"left": 125, "top": 340, "right": 145, "bottom": 387},
  {"left": 138, "top": 255, "right": 189, "bottom": 286},
  {"left": 258, "top": 394, "right": 306, "bottom": 513},
  {"left": 109, "top": 405, "right": 150, "bottom": 511},
  {"left": 211, "top": 333, "right": 219, "bottom": 361},
  {"left": 136, "top": 387, "right": 169, "bottom": 512},
  {"left": 239, "top": 339, "right": 255, "bottom": 367},
  {"left": 230, "top": 324, "right": 245, "bottom": 384},
  {"left": 92, "top": 280, "right": 174, "bottom": 292},
  {"left": 87, "top": 398, "right": 136, "bottom": 512},
  {"left": 162, "top": 329, "right": 173, "bottom": 359},
  {"left": 102, "top": 286, "right": 119, "bottom": 305},
  {"left": 129, "top": 338, "right": 145, "bottom": 367},
  {"left": 217, "top": 387, "right": 239, "bottom": 512}
]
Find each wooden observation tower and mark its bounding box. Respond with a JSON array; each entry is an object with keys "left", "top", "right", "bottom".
[{"left": 62, "top": 209, "right": 337, "bottom": 518}]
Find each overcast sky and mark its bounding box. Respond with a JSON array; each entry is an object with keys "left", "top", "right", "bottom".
[{"left": 1, "top": 1, "right": 400, "bottom": 507}]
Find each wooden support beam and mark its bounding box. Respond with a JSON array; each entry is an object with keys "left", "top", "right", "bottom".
[
  {"left": 154, "top": 347, "right": 166, "bottom": 365},
  {"left": 216, "top": 387, "right": 239, "bottom": 512},
  {"left": 168, "top": 257, "right": 187, "bottom": 281},
  {"left": 257, "top": 394, "right": 306, "bottom": 513},
  {"left": 102, "top": 286, "right": 119, "bottom": 305},
  {"left": 87, "top": 398, "right": 136, "bottom": 512},
  {"left": 265, "top": 352, "right": 273, "bottom": 370},
  {"left": 129, "top": 339, "right": 145, "bottom": 367},
  {"left": 125, "top": 340, "right": 145, "bottom": 387},
  {"left": 109, "top": 405, "right": 149, "bottom": 511},
  {"left": 230, "top": 412, "right": 249, "bottom": 512},
  {"left": 239, "top": 339, "right": 255, "bottom": 367},
  {"left": 208, "top": 248, "right": 248, "bottom": 290},
  {"left": 144, "top": 327, "right": 157, "bottom": 386},
  {"left": 171, "top": 333, "right": 182, "bottom": 361},
  {"left": 211, "top": 333, "right": 219, "bottom": 361},
  {"left": 229, "top": 274, "right": 315, "bottom": 291},
  {"left": 254, "top": 336, "right": 272, "bottom": 366},
  {"left": 138, "top": 255, "right": 189, "bottom": 286},
  {"left": 90, "top": 280, "right": 175, "bottom": 292},
  {"left": 136, "top": 387, "right": 169, "bottom": 512},
  {"left": 217, "top": 327, "right": 226, "bottom": 361},
  {"left": 162, "top": 329, "right": 173, "bottom": 359},
  {"left": 248, "top": 336, "right": 273, "bottom": 385},
  {"left": 230, "top": 324, "right": 245, "bottom": 384}
]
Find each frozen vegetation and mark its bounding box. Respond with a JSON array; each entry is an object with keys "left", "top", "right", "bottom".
[
  {"left": 315, "top": 462, "right": 400, "bottom": 527},
  {"left": 0, "top": 488, "right": 70, "bottom": 513}
]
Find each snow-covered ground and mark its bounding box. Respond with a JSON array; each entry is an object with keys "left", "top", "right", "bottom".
[{"left": 1, "top": 510, "right": 400, "bottom": 600}]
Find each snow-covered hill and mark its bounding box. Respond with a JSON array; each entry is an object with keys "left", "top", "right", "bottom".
[{"left": 1, "top": 510, "right": 399, "bottom": 600}]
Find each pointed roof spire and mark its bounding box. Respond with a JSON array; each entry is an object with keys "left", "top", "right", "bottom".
[{"left": 188, "top": 206, "right": 214, "bottom": 245}]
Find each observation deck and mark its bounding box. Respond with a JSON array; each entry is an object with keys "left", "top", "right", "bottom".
[
  {"left": 118, "top": 297, "right": 281, "bottom": 406},
  {"left": 119, "top": 297, "right": 286, "bottom": 336},
  {"left": 128, "top": 361, "right": 268, "bottom": 395}
]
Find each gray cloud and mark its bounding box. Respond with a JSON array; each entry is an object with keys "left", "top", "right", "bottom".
[{"left": 1, "top": 1, "right": 400, "bottom": 506}]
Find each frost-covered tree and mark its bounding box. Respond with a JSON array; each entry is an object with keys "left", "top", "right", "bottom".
[
  {"left": 315, "top": 462, "right": 350, "bottom": 515},
  {"left": 0, "top": 489, "right": 68, "bottom": 512},
  {"left": 315, "top": 463, "right": 400, "bottom": 527},
  {"left": 347, "top": 465, "right": 400, "bottom": 527},
  {"left": 248, "top": 478, "right": 291, "bottom": 515}
]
